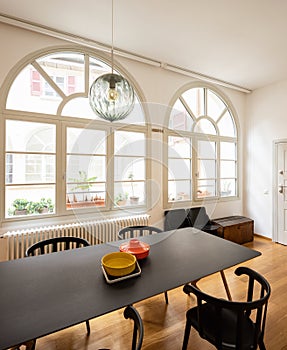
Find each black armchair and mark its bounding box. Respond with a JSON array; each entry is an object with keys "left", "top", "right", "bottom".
[
  {"left": 186, "top": 207, "right": 222, "bottom": 236},
  {"left": 164, "top": 207, "right": 231, "bottom": 300},
  {"left": 182, "top": 266, "right": 271, "bottom": 350},
  {"left": 164, "top": 209, "right": 190, "bottom": 231}
]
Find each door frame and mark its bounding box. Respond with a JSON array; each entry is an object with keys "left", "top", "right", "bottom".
[{"left": 273, "top": 139, "right": 287, "bottom": 242}]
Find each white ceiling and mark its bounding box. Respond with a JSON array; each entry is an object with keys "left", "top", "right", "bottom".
[{"left": 1, "top": 0, "right": 287, "bottom": 91}]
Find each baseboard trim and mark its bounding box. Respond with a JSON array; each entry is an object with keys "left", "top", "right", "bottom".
[{"left": 254, "top": 233, "right": 272, "bottom": 241}]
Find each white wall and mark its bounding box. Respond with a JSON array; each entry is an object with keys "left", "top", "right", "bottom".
[
  {"left": 246, "top": 81, "right": 287, "bottom": 238},
  {"left": 0, "top": 22, "right": 247, "bottom": 229}
]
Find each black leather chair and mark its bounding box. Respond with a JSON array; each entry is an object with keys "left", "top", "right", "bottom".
[
  {"left": 186, "top": 206, "right": 221, "bottom": 236},
  {"left": 182, "top": 267, "right": 271, "bottom": 350},
  {"left": 25, "top": 236, "right": 91, "bottom": 342},
  {"left": 164, "top": 208, "right": 190, "bottom": 231},
  {"left": 164, "top": 207, "right": 232, "bottom": 299},
  {"left": 117, "top": 225, "right": 168, "bottom": 304}
]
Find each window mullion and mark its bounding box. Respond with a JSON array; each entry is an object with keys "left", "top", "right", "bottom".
[{"left": 106, "top": 127, "right": 114, "bottom": 210}]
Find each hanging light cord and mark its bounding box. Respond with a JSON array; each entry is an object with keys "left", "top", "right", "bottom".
[{"left": 111, "top": 0, "right": 114, "bottom": 74}]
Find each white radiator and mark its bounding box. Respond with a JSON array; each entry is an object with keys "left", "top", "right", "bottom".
[{"left": 0, "top": 214, "right": 150, "bottom": 261}]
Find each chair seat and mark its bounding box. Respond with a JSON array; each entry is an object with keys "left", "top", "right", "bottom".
[
  {"left": 200, "top": 223, "right": 221, "bottom": 236},
  {"left": 187, "top": 304, "right": 257, "bottom": 349}
]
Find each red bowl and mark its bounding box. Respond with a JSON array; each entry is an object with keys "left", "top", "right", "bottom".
[{"left": 119, "top": 239, "right": 150, "bottom": 260}]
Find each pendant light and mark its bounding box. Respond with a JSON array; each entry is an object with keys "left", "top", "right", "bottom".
[{"left": 89, "top": 0, "right": 135, "bottom": 122}]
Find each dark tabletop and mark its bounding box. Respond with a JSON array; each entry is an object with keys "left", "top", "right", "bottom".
[{"left": 0, "top": 228, "right": 260, "bottom": 349}]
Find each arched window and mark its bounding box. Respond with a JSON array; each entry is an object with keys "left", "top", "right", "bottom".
[
  {"left": 166, "top": 86, "right": 238, "bottom": 204},
  {"left": 3, "top": 49, "right": 147, "bottom": 220}
]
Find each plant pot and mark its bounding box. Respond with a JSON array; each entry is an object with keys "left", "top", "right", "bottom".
[
  {"left": 116, "top": 200, "right": 127, "bottom": 206},
  {"left": 66, "top": 201, "right": 97, "bottom": 209},
  {"left": 130, "top": 196, "right": 139, "bottom": 205},
  {"left": 14, "top": 209, "right": 28, "bottom": 216},
  {"left": 39, "top": 208, "right": 49, "bottom": 214}
]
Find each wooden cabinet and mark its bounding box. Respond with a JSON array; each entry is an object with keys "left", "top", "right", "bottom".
[{"left": 213, "top": 216, "right": 254, "bottom": 244}]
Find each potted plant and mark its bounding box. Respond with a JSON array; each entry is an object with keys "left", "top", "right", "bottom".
[
  {"left": 128, "top": 172, "right": 139, "bottom": 204},
  {"left": 115, "top": 192, "right": 128, "bottom": 206},
  {"left": 10, "top": 198, "right": 29, "bottom": 216},
  {"left": 69, "top": 171, "right": 97, "bottom": 201},
  {"left": 27, "top": 198, "right": 54, "bottom": 214},
  {"left": 221, "top": 181, "right": 232, "bottom": 196}
]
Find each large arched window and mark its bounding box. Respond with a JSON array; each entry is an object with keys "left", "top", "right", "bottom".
[
  {"left": 3, "top": 49, "right": 147, "bottom": 221},
  {"left": 165, "top": 86, "right": 238, "bottom": 205}
]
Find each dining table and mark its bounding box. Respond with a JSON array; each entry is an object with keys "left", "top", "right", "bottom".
[{"left": 0, "top": 227, "right": 261, "bottom": 350}]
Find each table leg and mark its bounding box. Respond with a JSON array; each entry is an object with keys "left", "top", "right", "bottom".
[{"left": 220, "top": 270, "right": 232, "bottom": 301}]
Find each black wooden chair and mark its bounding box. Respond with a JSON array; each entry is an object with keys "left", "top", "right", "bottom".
[
  {"left": 25, "top": 236, "right": 91, "bottom": 347},
  {"left": 124, "top": 305, "right": 144, "bottom": 350},
  {"left": 98, "top": 305, "right": 144, "bottom": 350},
  {"left": 117, "top": 225, "right": 162, "bottom": 239},
  {"left": 117, "top": 225, "right": 168, "bottom": 304},
  {"left": 25, "top": 236, "right": 90, "bottom": 256},
  {"left": 182, "top": 266, "right": 271, "bottom": 350}
]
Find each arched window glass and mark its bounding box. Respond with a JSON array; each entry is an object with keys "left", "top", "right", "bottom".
[
  {"left": 3, "top": 49, "right": 147, "bottom": 221},
  {"left": 182, "top": 88, "right": 204, "bottom": 118},
  {"left": 207, "top": 90, "right": 226, "bottom": 121},
  {"left": 37, "top": 52, "right": 86, "bottom": 96},
  {"left": 166, "top": 86, "right": 238, "bottom": 203},
  {"left": 218, "top": 111, "right": 236, "bottom": 137},
  {"left": 6, "top": 51, "right": 145, "bottom": 124},
  {"left": 169, "top": 99, "right": 194, "bottom": 131},
  {"left": 193, "top": 119, "right": 217, "bottom": 135}
]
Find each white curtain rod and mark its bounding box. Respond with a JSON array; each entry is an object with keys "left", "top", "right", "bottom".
[{"left": 0, "top": 13, "right": 251, "bottom": 94}]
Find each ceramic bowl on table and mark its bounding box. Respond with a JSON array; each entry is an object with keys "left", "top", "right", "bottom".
[
  {"left": 119, "top": 239, "right": 150, "bottom": 260},
  {"left": 101, "top": 251, "right": 136, "bottom": 277}
]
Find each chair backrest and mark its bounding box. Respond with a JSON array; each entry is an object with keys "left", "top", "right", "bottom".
[
  {"left": 98, "top": 306, "right": 143, "bottom": 350},
  {"left": 124, "top": 305, "right": 144, "bottom": 350},
  {"left": 186, "top": 207, "right": 210, "bottom": 229},
  {"left": 25, "top": 236, "right": 90, "bottom": 257},
  {"left": 183, "top": 266, "right": 271, "bottom": 349},
  {"left": 164, "top": 209, "right": 190, "bottom": 231},
  {"left": 118, "top": 225, "right": 162, "bottom": 240}
]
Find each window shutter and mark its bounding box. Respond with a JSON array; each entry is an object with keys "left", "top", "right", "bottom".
[
  {"left": 67, "top": 76, "right": 76, "bottom": 94},
  {"left": 30, "top": 70, "right": 41, "bottom": 96}
]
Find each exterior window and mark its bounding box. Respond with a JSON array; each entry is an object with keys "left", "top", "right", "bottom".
[
  {"left": 43, "top": 76, "right": 64, "bottom": 97},
  {"left": 5, "top": 120, "right": 56, "bottom": 217},
  {"left": 4, "top": 49, "right": 146, "bottom": 221},
  {"left": 168, "top": 136, "right": 192, "bottom": 202},
  {"left": 196, "top": 140, "right": 216, "bottom": 198},
  {"left": 66, "top": 127, "right": 106, "bottom": 209},
  {"left": 114, "top": 131, "right": 146, "bottom": 206},
  {"left": 167, "top": 86, "right": 237, "bottom": 204}
]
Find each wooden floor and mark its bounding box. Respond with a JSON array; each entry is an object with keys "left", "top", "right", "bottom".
[{"left": 31, "top": 236, "right": 287, "bottom": 350}]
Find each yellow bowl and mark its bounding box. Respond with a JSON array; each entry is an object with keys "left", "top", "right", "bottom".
[{"left": 101, "top": 252, "right": 136, "bottom": 277}]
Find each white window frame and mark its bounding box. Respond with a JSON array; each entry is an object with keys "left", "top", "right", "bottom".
[
  {"left": 0, "top": 47, "right": 148, "bottom": 226},
  {"left": 164, "top": 84, "right": 238, "bottom": 208}
]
